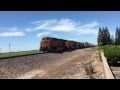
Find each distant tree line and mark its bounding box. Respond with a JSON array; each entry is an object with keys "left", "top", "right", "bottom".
[
  {"left": 97, "top": 26, "right": 120, "bottom": 46},
  {"left": 115, "top": 27, "right": 120, "bottom": 45}
]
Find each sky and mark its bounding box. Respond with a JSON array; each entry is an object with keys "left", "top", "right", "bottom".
[{"left": 0, "top": 11, "right": 120, "bottom": 52}]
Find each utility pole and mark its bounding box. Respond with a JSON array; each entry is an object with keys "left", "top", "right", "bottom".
[
  {"left": 9, "top": 43, "right": 11, "bottom": 53},
  {"left": 0, "top": 48, "right": 2, "bottom": 53}
]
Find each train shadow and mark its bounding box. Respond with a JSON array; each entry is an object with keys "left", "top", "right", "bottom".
[
  {"left": 55, "top": 49, "right": 75, "bottom": 54},
  {"left": 40, "top": 48, "right": 83, "bottom": 54}
]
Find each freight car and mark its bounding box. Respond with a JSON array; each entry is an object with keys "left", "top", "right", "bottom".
[
  {"left": 40, "top": 37, "right": 95, "bottom": 52},
  {"left": 65, "top": 40, "right": 72, "bottom": 50},
  {"left": 76, "top": 42, "right": 84, "bottom": 49},
  {"left": 84, "top": 42, "right": 89, "bottom": 48},
  {"left": 80, "top": 42, "right": 84, "bottom": 48}
]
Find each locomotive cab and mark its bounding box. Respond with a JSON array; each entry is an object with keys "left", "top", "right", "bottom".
[{"left": 40, "top": 37, "right": 52, "bottom": 52}]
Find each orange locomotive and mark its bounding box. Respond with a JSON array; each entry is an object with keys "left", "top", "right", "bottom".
[{"left": 40, "top": 37, "right": 66, "bottom": 52}]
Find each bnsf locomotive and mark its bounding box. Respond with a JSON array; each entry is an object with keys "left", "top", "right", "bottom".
[{"left": 40, "top": 37, "right": 95, "bottom": 52}]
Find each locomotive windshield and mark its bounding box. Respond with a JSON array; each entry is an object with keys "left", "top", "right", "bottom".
[{"left": 42, "top": 37, "right": 51, "bottom": 40}]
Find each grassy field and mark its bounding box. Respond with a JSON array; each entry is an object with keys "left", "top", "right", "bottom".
[{"left": 0, "top": 50, "right": 41, "bottom": 59}]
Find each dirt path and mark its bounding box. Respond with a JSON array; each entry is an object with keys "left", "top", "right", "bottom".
[{"left": 14, "top": 47, "right": 104, "bottom": 79}]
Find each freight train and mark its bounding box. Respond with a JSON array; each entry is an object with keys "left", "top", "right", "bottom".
[{"left": 40, "top": 37, "right": 95, "bottom": 52}]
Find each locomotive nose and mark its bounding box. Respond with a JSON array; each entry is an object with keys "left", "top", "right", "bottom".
[
  {"left": 43, "top": 40, "right": 50, "bottom": 47},
  {"left": 44, "top": 41, "right": 48, "bottom": 45}
]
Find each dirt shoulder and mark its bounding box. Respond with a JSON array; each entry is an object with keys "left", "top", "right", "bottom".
[{"left": 0, "top": 47, "right": 104, "bottom": 79}]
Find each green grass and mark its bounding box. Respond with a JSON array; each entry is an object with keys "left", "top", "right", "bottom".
[{"left": 0, "top": 50, "right": 40, "bottom": 59}]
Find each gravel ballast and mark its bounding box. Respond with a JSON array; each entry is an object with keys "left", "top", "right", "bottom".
[{"left": 0, "top": 47, "right": 104, "bottom": 79}]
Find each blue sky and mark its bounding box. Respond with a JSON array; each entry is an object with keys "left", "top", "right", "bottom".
[{"left": 0, "top": 11, "right": 120, "bottom": 52}]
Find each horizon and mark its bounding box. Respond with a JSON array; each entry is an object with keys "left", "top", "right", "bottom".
[{"left": 0, "top": 11, "right": 119, "bottom": 52}]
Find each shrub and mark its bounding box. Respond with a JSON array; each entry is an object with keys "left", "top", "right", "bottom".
[{"left": 103, "top": 45, "right": 120, "bottom": 65}]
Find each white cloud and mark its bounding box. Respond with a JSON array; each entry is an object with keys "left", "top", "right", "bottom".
[
  {"left": 25, "top": 28, "right": 33, "bottom": 32},
  {"left": 0, "top": 27, "right": 19, "bottom": 31},
  {"left": 0, "top": 27, "right": 25, "bottom": 37},
  {"left": 37, "top": 32, "right": 52, "bottom": 38},
  {"left": 32, "top": 18, "right": 77, "bottom": 32},
  {"left": 0, "top": 31, "right": 25, "bottom": 37},
  {"left": 0, "top": 19, "right": 99, "bottom": 37},
  {"left": 30, "top": 18, "right": 99, "bottom": 35}
]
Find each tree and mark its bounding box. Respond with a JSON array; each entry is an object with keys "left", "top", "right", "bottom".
[
  {"left": 115, "top": 27, "right": 119, "bottom": 45},
  {"left": 110, "top": 34, "right": 115, "bottom": 44},
  {"left": 115, "top": 27, "right": 120, "bottom": 45},
  {"left": 97, "top": 27, "right": 111, "bottom": 46},
  {"left": 97, "top": 27, "right": 102, "bottom": 45},
  {"left": 105, "top": 26, "right": 110, "bottom": 44}
]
